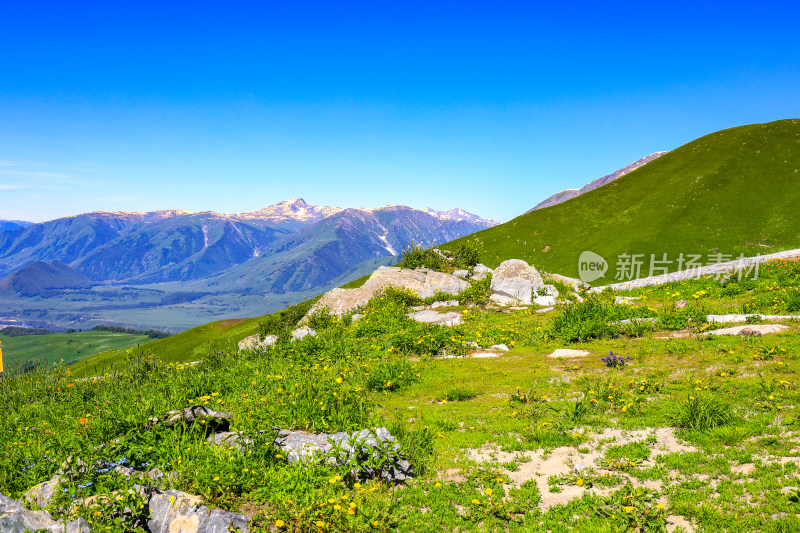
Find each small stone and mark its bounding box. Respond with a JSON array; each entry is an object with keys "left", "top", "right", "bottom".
[
  {"left": 731, "top": 463, "right": 756, "bottom": 475},
  {"left": 291, "top": 325, "right": 316, "bottom": 340},
  {"left": 453, "top": 269, "right": 469, "bottom": 278},
  {"left": 490, "top": 344, "right": 509, "bottom": 352},
  {"left": 614, "top": 296, "right": 641, "bottom": 305},
  {"left": 548, "top": 349, "right": 591, "bottom": 358},
  {"left": 237, "top": 334, "right": 278, "bottom": 351},
  {"left": 676, "top": 300, "right": 688, "bottom": 309}
]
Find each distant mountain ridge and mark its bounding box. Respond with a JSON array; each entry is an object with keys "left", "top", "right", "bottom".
[
  {"left": 0, "top": 199, "right": 496, "bottom": 330},
  {"left": 528, "top": 151, "right": 668, "bottom": 212},
  {"left": 0, "top": 220, "right": 34, "bottom": 231}
]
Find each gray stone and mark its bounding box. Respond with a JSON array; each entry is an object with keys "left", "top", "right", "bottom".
[
  {"left": 490, "top": 259, "right": 553, "bottom": 305},
  {"left": 430, "top": 300, "right": 459, "bottom": 309},
  {"left": 536, "top": 306, "right": 555, "bottom": 314},
  {"left": 274, "top": 427, "right": 413, "bottom": 483},
  {"left": 490, "top": 344, "right": 509, "bottom": 352},
  {"left": 675, "top": 299, "right": 688, "bottom": 309},
  {"left": 0, "top": 492, "right": 91, "bottom": 533},
  {"left": 453, "top": 269, "right": 469, "bottom": 278},
  {"left": 237, "top": 334, "right": 277, "bottom": 351},
  {"left": 146, "top": 488, "right": 250, "bottom": 533},
  {"left": 406, "top": 310, "right": 462, "bottom": 326},
  {"left": 291, "top": 325, "right": 316, "bottom": 340},
  {"left": 23, "top": 474, "right": 61, "bottom": 508},
  {"left": 149, "top": 406, "right": 232, "bottom": 432}
]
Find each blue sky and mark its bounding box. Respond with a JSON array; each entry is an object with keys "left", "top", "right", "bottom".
[{"left": 1, "top": 1, "right": 798, "bottom": 223}]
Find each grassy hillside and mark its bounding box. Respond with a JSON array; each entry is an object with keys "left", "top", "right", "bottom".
[
  {"left": 443, "top": 119, "right": 800, "bottom": 278},
  {"left": 0, "top": 330, "right": 152, "bottom": 369}
]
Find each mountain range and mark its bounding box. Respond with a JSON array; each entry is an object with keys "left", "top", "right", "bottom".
[{"left": 0, "top": 199, "right": 496, "bottom": 331}]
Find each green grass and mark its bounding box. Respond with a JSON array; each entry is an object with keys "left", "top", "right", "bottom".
[
  {"left": 441, "top": 119, "right": 800, "bottom": 278},
  {"left": 6, "top": 260, "right": 800, "bottom": 531},
  {"left": 0, "top": 330, "right": 152, "bottom": 369},
  {"left": 67, "top": 314, "right": 270, "bottom": 377}
]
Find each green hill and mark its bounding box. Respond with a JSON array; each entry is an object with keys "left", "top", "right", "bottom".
[
  {"left": 443, "top": 119, "right": 800, "bottom": 279},
  {"left": 68, "top": 311, "right": 301, "bottom": 377},
  {"left": 0, "top": 330, "right": 152, "bottom": 370}
]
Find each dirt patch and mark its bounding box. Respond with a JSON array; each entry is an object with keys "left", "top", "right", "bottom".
[{"left": 467, "top": 427, "right": 697, "bottom": 510}]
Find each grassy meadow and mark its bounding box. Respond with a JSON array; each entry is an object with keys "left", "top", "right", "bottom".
[
  {"left": 0, "top": 330, "right": 153, "bottom": 369},
  {"left": 3, "top": 259, "right": 800, "bottom": 531}
]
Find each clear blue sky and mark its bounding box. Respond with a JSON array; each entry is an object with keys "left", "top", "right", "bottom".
[{"left": 1, "top": 1, "right": 798, "bottom": 223}]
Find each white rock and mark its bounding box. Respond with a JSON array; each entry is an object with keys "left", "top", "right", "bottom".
[
  {"left": 490, "top": 259, "right": 548, "bottom": 305},
  {"left": 406, "top": 310, "right": 462, "bottom": 326},
  {"left": 536, "top": 307, "right": 555, "bottom": 314},
  {"left": 453, "top": 269, "right": 469, "bottom": 278},
  {"left": 304, "top": 266, "right": 468, "bottom": 318},
  {"left": 533, "top": 295, "right": 557, "bottom": 306},
  {"left": 548, "top": 349, "right": 591, "bottom": 358},
  {"left": 614, "top": 296, "right": 642, "bottom": 305},
  {"left": 705, "top": 324, "right": 789, "bottom": 336},
  {"left": 291, "top": 326, "right": 316, "bottom": 340},
  {"left": 490, "top": 344, "right": 510, "bottom": 351},
  {"left": 238, "top": 334, "right": 278, "bottom": 351}
]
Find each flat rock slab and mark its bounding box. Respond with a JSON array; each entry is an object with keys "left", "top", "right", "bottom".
[
  {"left": 548, "top": 349, "right": 591, "bottom": 358},
  {"left": 430, "top": 300, "right": 460, "bottom": 309},
  {"left": 406, "top": 310, "right": 462, "bottom": 326},
  {"left": 149, "top": 406, "right": 232, "bottom": 432},
  {"left": 469, "top": 351, "right": 500, "bottom": 358},
  {"left": 707, "top": 314, "right": 796, "bottom": 323},
  {"left": 536, "top": 307, "right": 555, "bottom": 314},
  {"left": 706, "top": 324, "right": 790, "bottom": 336}
]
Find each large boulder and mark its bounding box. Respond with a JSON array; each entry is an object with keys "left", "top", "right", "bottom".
[
  {"left": 490, "top": 259, "right": 553, "bottom": 305},
  {"left": 305, "top": 266, "right": 468, "bottom": 318},
  {"left": 0, "top": 492, "right": 91, "bottom": 533},
  {"left": 146, "top": 488, "right": 250, "bottom": 533},
  {"left": 274, "top": 427, "right": 413, "bottom": 483}
]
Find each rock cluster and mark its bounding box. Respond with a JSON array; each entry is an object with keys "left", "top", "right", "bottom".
[
  {"left": 7, "top": 403, "right": 414, "bottom": 532},
  {"left": 304, "top": 266, "right": 468, "bottom": 317}
]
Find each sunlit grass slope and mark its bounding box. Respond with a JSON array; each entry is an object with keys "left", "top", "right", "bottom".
[
  {"left": 443, "top": 119, "right": 800, "bottom": 277},
  {"left": 0, "top": 330, "right": 151, "bottom": 369}
]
